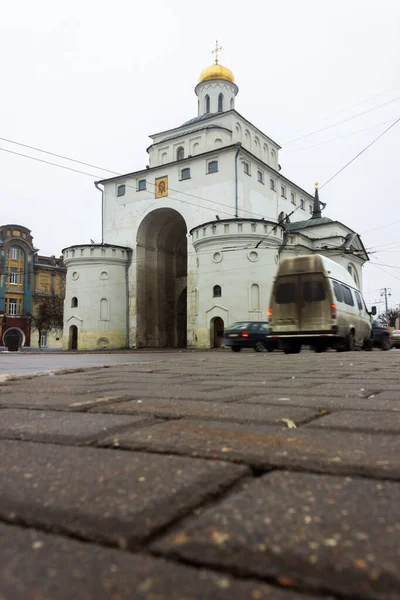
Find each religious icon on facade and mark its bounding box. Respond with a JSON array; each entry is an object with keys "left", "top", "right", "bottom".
[{"left": 155, "top": 176, "right": 168, "bottom": 198}]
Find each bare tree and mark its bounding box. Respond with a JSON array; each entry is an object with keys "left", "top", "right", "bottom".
[
  {"left": 378, "top": 308, "right": 400, "bottom": 328},
  {"left": 31, "top": 275, "right": 65, "bottom": 349}
]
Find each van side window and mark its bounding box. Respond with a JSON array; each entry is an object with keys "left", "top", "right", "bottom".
[
  {"left": 276, "top": 282, "right": 297, "bottom": 303},
  {"left": 332, "top": 281, "right": 343, "bottom": 303},
  {"left": 303, "top": 280, "right": 326, "bottom": 302},
  {"left": 341, "top": 285, "right": 354, "bottom": 306},
  {"left": 354, "top": 291, "right": 363, "bottom": 310}
]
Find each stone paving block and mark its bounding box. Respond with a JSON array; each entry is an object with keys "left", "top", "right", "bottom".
[
  {"left": 0, "top": 390, "right": 135, "bottom": 410},
  {"left": 0, "top": 409, "right": 153, "bottom": 444},
  {"left": 153, "top": 471, "right": 400, "bottom": 600},
  {"left": 100, "top": 419, "right": 400, "bottom": 479},
  {"left": 305, "top": 410, "right": 400, "bottom": 434},
  {"left": 0, "top": 441, "right": 248, "bottom": 547},
  {"left": 0, "top": 523, "right": 326, "bottom": 600},
  {"left": 242, "top": 394, "right": 400, "bottom": 411},
  {"left": 90, "top": 398, "right": 320, "bottom": 425}
]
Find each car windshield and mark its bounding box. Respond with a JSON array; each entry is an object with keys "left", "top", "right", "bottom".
[{"left": 227, "top": 322, "right": 252, "bottom": 330}]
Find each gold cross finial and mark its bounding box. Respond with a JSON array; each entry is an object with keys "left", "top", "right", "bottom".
[{"left": 212, "top": 40, "right": 222, "bottom": 65}]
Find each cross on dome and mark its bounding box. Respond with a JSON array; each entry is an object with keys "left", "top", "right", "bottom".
[{"left": 212, "top": 40, "right": 222, "bottom": 65}]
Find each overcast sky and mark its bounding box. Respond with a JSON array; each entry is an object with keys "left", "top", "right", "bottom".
[{"left": 2, "top": 0, "right": 400, "bottom": 311}]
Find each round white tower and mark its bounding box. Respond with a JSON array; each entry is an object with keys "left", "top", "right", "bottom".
[
  {"left": 195, "top": 51, "right": 238, "bottom": 116},
  {"left": 62, "top": 244, "right": 131, "bottom": 351},
  {"left": 190, "top": 218, "right": 284, "bottom": 348}
]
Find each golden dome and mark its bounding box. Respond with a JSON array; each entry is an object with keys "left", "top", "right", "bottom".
[{"left": 199, "top": 63, "right": 235, "bottom": 84}]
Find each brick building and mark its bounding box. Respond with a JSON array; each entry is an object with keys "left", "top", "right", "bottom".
[{"left": 0, "top": 224, "right": 65, "bottom": 350}]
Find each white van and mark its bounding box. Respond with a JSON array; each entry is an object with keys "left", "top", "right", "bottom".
[{"left": 268, "top": 254, "right": 372, "bottom": 354}]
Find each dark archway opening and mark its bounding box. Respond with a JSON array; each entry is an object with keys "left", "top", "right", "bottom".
[
  {"left": 136, "top": 208, "right": 187, "bottom": 348},
  {"left": 69, "top": 325, "right": 78, "bottom": 350},
  {"left": 4, "top": 328, "right": 23, "bottom": 352}
]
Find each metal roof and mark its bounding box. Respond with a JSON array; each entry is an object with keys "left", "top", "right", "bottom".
[{"left": 285, "top": 217, "right": 334, "bottom": 230}]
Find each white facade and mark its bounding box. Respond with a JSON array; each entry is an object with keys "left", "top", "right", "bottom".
[
  {"left": 63, "top": 57, "right": 368, "bottom": 350},
  {"left": 62, "top": 244, "right": 130, "bottom": 350}
]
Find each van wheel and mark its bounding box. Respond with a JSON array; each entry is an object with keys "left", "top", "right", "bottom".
[
  {"left": 283, "top": 341, "right": 301, "bottom": 354},
  {"left": 254, "top": 341, "right": 267, "bottom": 352},
  {"left": 363, "top": 338, "right": 373, "bottom": 351},
  {"left": 231, "top": 346, "right": 241, "bottom": 352},
  {"left": 345, "top": 332, "right": 355, "bottom": 351}
]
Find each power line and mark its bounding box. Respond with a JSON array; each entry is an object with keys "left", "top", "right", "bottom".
[
  {"left": 281, "top": 82, "right": 400, "bottom": 140},
  {"left": 0, "top": 140, "right": 301, "bottom": 223},
  {"left": 283, "top": 94, "right": 400, "bottom": 146},
  {"left": 320, "top": 117, "right": 400, "bottom": 190},
  {"left": 287, "top": 119, "right": 397, "bottom": 154}
]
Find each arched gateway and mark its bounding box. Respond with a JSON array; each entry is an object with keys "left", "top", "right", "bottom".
[{"left": 136, "top": 208, "right": 187, "bottom": 348}]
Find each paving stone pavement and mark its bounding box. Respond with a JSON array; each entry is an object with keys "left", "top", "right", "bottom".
[{"left": 0, "top": 349, "right": 400, "bottom": 599}]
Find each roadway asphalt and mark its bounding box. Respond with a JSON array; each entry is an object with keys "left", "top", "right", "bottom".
[{"left": 0, "top": 350, "right": 173, "bottom": 377}]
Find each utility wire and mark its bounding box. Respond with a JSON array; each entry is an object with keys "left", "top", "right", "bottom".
[
  {"left": 320, "top": 117, "right": 400, "bottom": 190},
  {"left": 284, "top": 95, "right": 400, "bottom": 145}
]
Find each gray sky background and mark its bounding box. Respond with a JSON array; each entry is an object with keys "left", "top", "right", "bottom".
[{"left": 2, "top": 0, "right": 400, "bottom": 312}]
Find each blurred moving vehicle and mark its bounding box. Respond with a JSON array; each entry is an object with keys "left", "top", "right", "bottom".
[
  {"left": 268, "top": 254, "right": 372, "bottom": 354},
  {"left": 370, "top": 321, "right": 391, "bottom": 350},
  {"left": 390, "top": 329, "right": 400, "bottom": 349},
  {"left": 224, "top": 321, "right": 278, "bottom": 352}
]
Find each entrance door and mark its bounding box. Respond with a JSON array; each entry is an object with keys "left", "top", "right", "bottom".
[
  {"left": 211, "top": 317, "right": 224, "bottom": 347},
  {"left": 69, "top": 325, "right": 78, "bottom": 350},
  {"left": 4, "top": 328, "right": 23, "bottom": 352}
]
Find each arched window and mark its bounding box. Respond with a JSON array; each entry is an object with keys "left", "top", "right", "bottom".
[
  {"left": 71, "top": 297, "right": 78, "bottom": 307},
  {"left": 213, "top": 285, "right": 222, "bottom": 298},
  {"left": 192, "top": 142, "right": 200, "bottom": 155},
  {"left": 230, "top": 98, "right": 234, "bottom": 109},
  {"left": 218, "top": 93, "right": 223, "bottom": 112},
  {"left": 161, "top": 152, "right": 168, "bottom": 165},
  {"left": 244, "top": 130, "right": 251, "bottom": 148},
  {"left": 205, "top": 94, "right": 210, "bottom": 114},
  {"left": 214, "top": 138, "right": 223, "bottom": 147},
  {"left": 100, "top": 298, "right": 109, "bottom": 320},
  {"left": 250, "top": 284, "right": 260, "bottom": 311},
  {"left": 176, "top": 146, "right": 184, "bottom": 161},
  {"left": 271, "top": 149, "right": 276, "bottom": 165}
]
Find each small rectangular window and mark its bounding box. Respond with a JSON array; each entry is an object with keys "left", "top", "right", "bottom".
[
  {"left": 270, "top": 179, "right": 275, "bottom": 191},
  {"left": 303, "top": 280, "right": 326, "bottom": 302},
  {"left": 291, "top": 192, "right": 295, "bottom": 204},
  {"left": 300, "top": 199, "right": 305, "bottom": 210},
  {"left": 341, "top": 285, "right": 354, "bottom": 306},
  {"left": 181, "top": 167, "right": 191, "bottom": 180},
  {"left": 243, "top": 161, "right": 250, "bottom": 175},
  {"left": 354, "top": 290, "right": 363, "bottom": 310},
  {"left": 332, "top": 280, "right": 343, "bottom": 302},
  {"left": 8, "top": 298, "right": 17, "bottom": 315},
  {"left": 137, "top": 179, "right": 146, "bottom": 191},
  {"left": 9, "top": 269, "right": 18, "bottom": 284},
  {"left": 10, "top": 248, "right": 19, "bottom": 260},
  {"left": 117, "top": 184, "right": 126, "bottom": 197},
  {"left": 276, "top": 282, "right": 297, "bottom": 304},
  {"left": 40, "top": 333, "right": 48, "bottom": 348},
  {"left": 281, "top": 185, "right": 286, "bottom": 198},
  {"left": 257, "top": 170, "right": 264, "bottom": 183},
  {"left": 208, "top": 160, "right": 218, "bottom": 174},
  {"left": 309, "top": 204, "right": 313, "bottom": 215}
]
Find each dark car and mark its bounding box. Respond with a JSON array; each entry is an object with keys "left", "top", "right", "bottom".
[
  {"left": 371, "top": 320, "right": 391, "bottom": 350},
  {"left": 224, "top": 321, "right": 278, "bottom": 352}
]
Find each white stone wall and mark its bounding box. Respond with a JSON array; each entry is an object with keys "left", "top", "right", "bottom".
[
  {"left": 62, "top": 245, "right": 130, "bottom": 350},
  {"left": 191, "top": 220, "right": 283, "bottom": 347}
]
